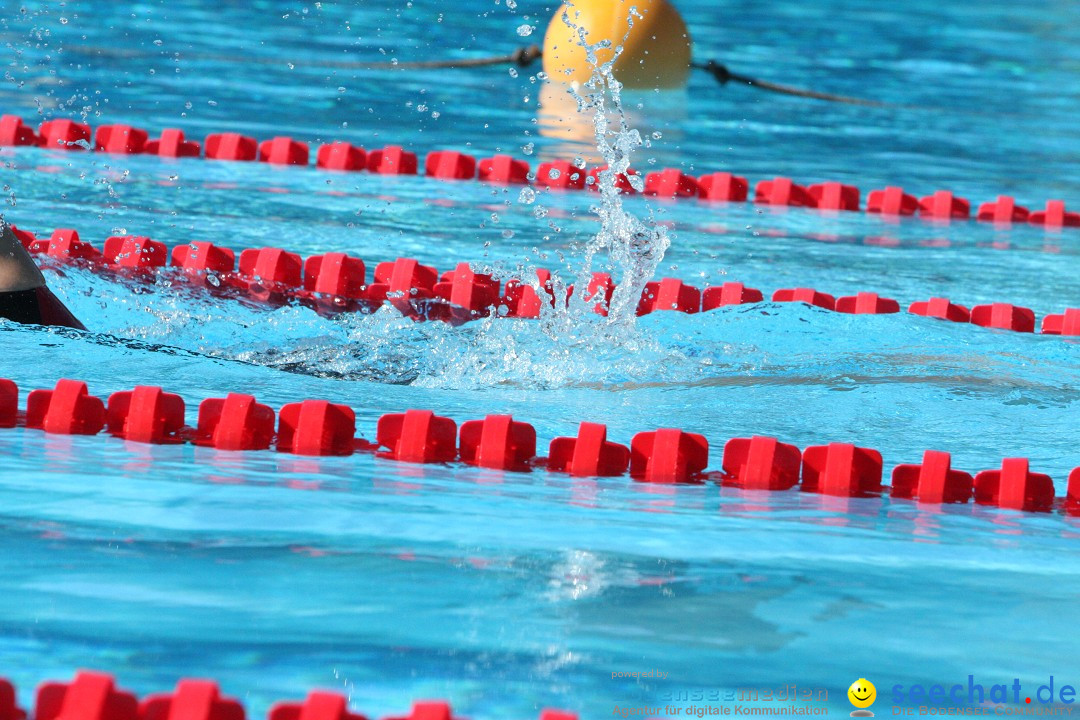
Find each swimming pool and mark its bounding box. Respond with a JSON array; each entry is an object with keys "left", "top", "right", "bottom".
[{"left": 1, "top": 0, "right": 1079, "bottom": 717}]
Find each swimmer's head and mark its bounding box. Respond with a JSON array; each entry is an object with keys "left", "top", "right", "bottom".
[{"left": 542, "top": 0, "right": 692, "bottom": 89}]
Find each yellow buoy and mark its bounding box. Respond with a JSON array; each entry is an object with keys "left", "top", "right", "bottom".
[{"left": 542, "top": 0, "right": 692, "bottom": 89}]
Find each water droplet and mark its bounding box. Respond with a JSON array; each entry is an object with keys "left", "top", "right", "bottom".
[
  {"left": 652, "top": 131, "right": 663, "bottom": 140},
  {"left": 516, "top": 23, "right": 533, "bottom": 36},
  {"left": 508, "top": 67, "right": 518, "bottom": 78},
  {"left": 518, "top": 187, "right": 536, "bottom": 204},
  {"left": 521, "top": 141, "right": 534, "bottom": 155}
]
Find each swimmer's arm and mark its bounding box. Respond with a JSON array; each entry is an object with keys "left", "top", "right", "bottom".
[{"left": 0, "top": 222, "right": 46, "bottom": 292}]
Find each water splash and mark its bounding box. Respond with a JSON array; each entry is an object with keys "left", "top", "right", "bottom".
[
  {"left": 374, "top": 3, "right": 682, "bottom": 389},
  {"left": 404, "top": 1, "right": 679, "bottom": 389},
  {"left": 554, "top": 2, "right": 671, "bottom": 325}
]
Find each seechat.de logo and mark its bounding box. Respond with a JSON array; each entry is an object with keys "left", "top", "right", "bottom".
[{"left": 849, "top": 678, "right": 877, "bottom": 717}]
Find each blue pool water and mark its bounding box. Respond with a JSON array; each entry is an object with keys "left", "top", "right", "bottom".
[{"left": 1, "top": 0, "right": 1079, "bottom": 716}]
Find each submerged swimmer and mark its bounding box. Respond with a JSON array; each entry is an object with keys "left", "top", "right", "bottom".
[{"left": 0, "top": 222, "right": 85, "bottom": 330}]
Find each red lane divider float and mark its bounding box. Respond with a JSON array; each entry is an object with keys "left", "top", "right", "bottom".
[
  {"left": 0, "top": 678, "right": 24, "bottom": 720},
  {"left": 549, "top": 422, "right": 630, "bottom": 477},
  {"left": 108, "top": 385, "right": 186, "bottom": 444},
  {"left": 630, "top": 429, "right": 710, "bottom": 483},
  {"left": 721, "top": 436, "right": 801, "bottom": 491},
  {"left": 459, "top": 414, "right": 537, "bottom": 472},
  {"left": 3, "top": 377, "right": 1079, "bottom": 518},
  {"left": 194, "top": 393, "right": 276, "bottom": 451},
  {"left": 0, "top": 379, "right": 18, "bottom": 428},
  {"left": 145, "top": 128, "right": 201, "bottom": 158},
  {"left": 3, "top": 113, "right": 1079, "bottom": 231},
  {"left": 891, "top": 450, "right": 975, "bottom": 505},
  {"left": 26, "top": 379, "right": 106, "bottom": 435},
  {"left": 377, "top": 410, "right": 458, "bottom": 464},
  {"left": 8, "top": 223, "right": 1080, "bottom": 338},
  {"left": 141, "top": 679, "right": 244, "bottom": 720},
  {"left": 270, "top": 691, "right": 369, "bottom": 720},
  {"left": 6, "top": 669, "right": 575, "bottom": 720}
]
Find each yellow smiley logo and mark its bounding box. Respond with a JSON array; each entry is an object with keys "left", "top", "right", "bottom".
[{"left": 848, "top": 678, "right": 877, "bottom": 711}]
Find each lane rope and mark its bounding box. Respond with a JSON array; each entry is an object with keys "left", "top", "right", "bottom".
[
  {"left": 693, "top": 59, "right": 885, "bottom": 106},
  {"left": 7, "top": 222, "right": 1079, "bottom": 337},
  {"left": 1, "top": 373, "right": 1078, "bottom": 516},
  {"left": 0, "top": 670, "right": 573, "bottom": 720},
  {"left": 3, "top": 114, "right": 1077, "bottom": 232}
]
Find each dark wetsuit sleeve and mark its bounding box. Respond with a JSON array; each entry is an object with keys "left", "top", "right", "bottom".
[
  {"left": 0, "top": 288, "right": 44, "bottom": 325},
  {"left": 34, "top": 286, "right": 86, "bottom": 330},
  {"left": 0, "top": 286, "right": 85, "bottom": 330}
]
